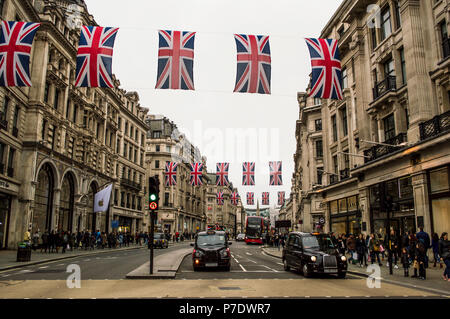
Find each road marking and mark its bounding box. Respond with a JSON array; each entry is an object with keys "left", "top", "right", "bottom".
[
  {"left": 246, "top": 252, "right": 252, "bottom": 256},
  {"left": 39, "top": 266, "right": 49, "bottom": 269},
  {"left": 277, "top": 262, "right": 284, "bottom": 266},
  {"left": 247, "top": 259, "right": 257, "bottom": 263},
  {"left": 262, "top": 265, "right": 278, "bottom": 272},
  {"left": 57, "top": 264, "right": 65, "bottom": 266},
  {"left": 239, "top": 264, "right": 247, "bottom": 272}
]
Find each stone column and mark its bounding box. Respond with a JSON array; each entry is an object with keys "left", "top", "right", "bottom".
[
  {"left": 52, "top": 188, "right": 61, "bottom": 231},
  {"left": 400, "top": 0, "right": 436, "bottom": 142},
  {"left": 412, "top": 171, "right": 431, "bottom": 234},
  {"left": 132, "top": 218, "right": 136, "bottom": 234}
]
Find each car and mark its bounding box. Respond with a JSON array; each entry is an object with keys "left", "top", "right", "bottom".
[
  {"left": 149, "top": 233, "right": 169, "bottom": 249},
  {"left": 236, "top": 233, "right": 246, "bottom": 242},
  {"left": 190, "top": 230, "right": 232, "bottom": 271},
  {"left": 282, "top": 232, "right": 348, "bottom": 278}
]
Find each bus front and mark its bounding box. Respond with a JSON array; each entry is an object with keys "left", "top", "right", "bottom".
[{"left": 245, "top": 217, "right": 263, "bottom": 244}]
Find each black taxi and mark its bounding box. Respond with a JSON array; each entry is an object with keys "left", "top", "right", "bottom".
[
  {"left": 282, "top": 232, "right": 347, "bottom": 278},
  {"left": 190, "top": 230, "right": 232, "bottom": 271}
]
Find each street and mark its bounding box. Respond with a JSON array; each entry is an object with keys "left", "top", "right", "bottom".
[{"left": 0, "top": 241, "right": 448, "bottom": 298}]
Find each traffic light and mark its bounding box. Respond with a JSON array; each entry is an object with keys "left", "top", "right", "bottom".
[{"left": 148, "top": 175, "right": 160, "bottom": 211}]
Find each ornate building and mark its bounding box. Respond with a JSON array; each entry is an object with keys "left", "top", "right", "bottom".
[
  {"left": 293, "top": 0, "right": 450, "bottom": 237},
  {"left": 144, "top": 115, "right": 208, "bottom": 235},
  {"left": 0, "top": 0, "right": 149, "bottom": 249}
]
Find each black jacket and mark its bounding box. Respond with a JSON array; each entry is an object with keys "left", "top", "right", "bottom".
[{"left": 439, "top": 239, "right": 450, "bottom": 260}]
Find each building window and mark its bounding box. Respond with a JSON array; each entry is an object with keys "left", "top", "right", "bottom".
[
  {"left": 44, "top": 83, "right": 49, "bottom": 103},
  {"left": 2, "top": 95, "right": 9, "bottom": 119},
  {"left": 440, "top": 20, "right": 449, "bottom": 59},
  {"left": 332, "top": 115, "right": 337, "bottom": 142},
  {"left": 399, "top": 48, "right": 406, "bottom": 85},
  {"left": 73, "top": 105, "right": 77, "bottom": 123},
  {"left": 54, "top": 89, "right": 59, "bottom": 110},
  {"left": 155, "top": 145, "right": 160, "bottom": 152},
  {"left": 317, "top": 169, "right": 323, "bottom": 185},
  {"left": 114, "top": 189, "right": 118, "bottom": 206},
  {"left": 123, "top": 142, "right": 127, "bottom": 157},
  {"left": 371, "top": 20, "right": 377, "bottom": 50},
  {"left": 66, "top": 100, "right": 70, "bottom": 119},
  {"left": 155, "top": 160, "right": 160, "bottom": 169},
  {"left": 125, "top": 122, "right": 128, "bottom": 136},
  {"left": 394, "top": 1, "right": 401, "bottom": 30},
  {"left": 384, "top": 57, "right": 395, "bottom": 78},
  {"left": 405, "top": 108, "right": 409, "bottom": 130},
  {"left": 153, "top": 131, "right": 161, "bottom": 138},
  {"left": 164, "top": 193, "right": 170, "bottom": 206},
  {"left": 0, "top": 142, "right": 5, "bottom": 173},
  {"left": 381, "top": 6, "right": 392, "bottom": 41},
  {"left": 96, "top": 122, "right": 100, "bottom": 139},
  {"left": 12, "top": 106, "right": 19, "bottom": 130},
  {"left": 315, "top": 119, "right": 322, "bottom": 131},
  {"left": 118, "top": 117, "right": 122, "bottom": 130},
  {"left": 134, "top": 149, "right": 137, "bottom": 163},
  {"left": 7, "top": 148, "right": 15, "bottom": 177},
  {"left": 340, "top": 106, "right": 348, "bottom": 137},
  {"left": 341, "top": 68, "right": 348, "bottom": 89},
  {"left": 344, "top": 152, "right": 350, "bottom": 169},
  {"left": 383, "top": 114, "right": 395, "bottom": 141},
  {"left": 333, "top": 155, "right": 338, "bottom": 175},
  {"left": 315, "top": 140, "right": 323, "bottom": 158},
  {"left": 141, "top": 134, "right": 144, "bottom": 146},
  {"left": 314, "top": 97, "right": 321, "bottom": 105}
]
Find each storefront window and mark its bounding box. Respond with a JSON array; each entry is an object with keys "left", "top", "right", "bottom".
[
  {"left": 386, "top": 179, "right": 399, "bottom": 201},
  {"left": 348, "top": 196, "right": 357, "bottom": 212},
  {"left": 0, "top": 194, "right": 10, "bottom": 249},
  {"left": 339, "top": 199, "right": 347, "bottom": 213},
  {"left": 430, "top": 168, "right": 449, "bottom": 194},
  {"left": 330, "top": 200, "right": 338, "bottom": 214},
  {"left": 399, "top": 177, "right": 413, "bottom": 199},
  {"left": 331, "top": 216, "right": 347, "bottom": 235},
  {"left": 430, "top": 167, "right": 450, "bottom": 236},
  {"left": 348, "top": 215, "right": 361, "bottom": 235}
]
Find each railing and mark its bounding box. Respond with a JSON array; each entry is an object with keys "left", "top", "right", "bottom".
[
  {"left": 0, "top": 112, "right": 7, "bottom": 130},
  {"left": 373, "top": 76, "right": 396, "bottom": 100},
  {"left": 419, "top": 110, "right": 450, "bottom": 141},
  {"left": 363, "top": 133, "right": 407, "bottom": 163},
  {"left": 340, "top": 168, "right": 350, "bottom": 180},
  {"left": 329, "top": 175, "right": 339, "bottom": 185},
  {"left": 443, "top": 37, "right": 450, "bottom": 59},
  {"left": 120, "top": 178, "right": 141, "bottom": 191}
]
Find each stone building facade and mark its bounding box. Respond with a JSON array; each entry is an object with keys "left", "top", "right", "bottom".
[
  {"left": 293, "top": 0, "right": 450, "bottom": 238},
  {"left": 144, "top": 115, "right": 208, "bottom": 235},
  {"left": 0, "top": 0, "right": 149, "bottom": 249}
]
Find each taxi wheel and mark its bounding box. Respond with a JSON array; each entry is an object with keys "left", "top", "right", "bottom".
[
  {"left": 283, "top": 258, "right": 290, "bottom": 271},
  {"left": 303, "top": 264, "right": 311, "bottom": 278}
]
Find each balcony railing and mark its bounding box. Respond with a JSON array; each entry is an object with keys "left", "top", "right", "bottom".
[
  {"left": 419, "top": 110, "right": 450, "bottom": 141},
  {"left": 340, "top": 168, "right": 350, "bottom": 180},
  {"left": 372, "top": 76, "right": 396, "bottom": 100},
  {"left": 120, "top": 178, "right": 141, "bottom": 191},
  {"left": 443, "top": 37, "right": 450, "bottom": 59},
  {"left": 329, "top": 175, "right": 339, "bottom": 185},
  {"left": 0, "top": 112, "right": 7, "bottom": 130},
  {"left": 363, "top": 133, "right": 407, "bottom": 163}
]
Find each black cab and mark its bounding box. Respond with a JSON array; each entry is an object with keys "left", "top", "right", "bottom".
[
  {"left": 190, "top": 230, "right": 232, "bottom": 271},
  {"left": 282, "top": 232, "right": 347, "bottom": 278},
  {"left": 151, "top": 233, "right": 169, "bottom": 249}
]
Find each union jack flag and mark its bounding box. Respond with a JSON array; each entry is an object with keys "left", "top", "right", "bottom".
[
  {"left": 165, "top": 162, "right": 178, "bottom": 186},
  {"left": 155, "top": 30, "right": 195, "bottom": 90},
  {"left": 278, "top": 191, "right": 285, "bottom": 206},
  {"left": 75, "top": 26, "right": 119, "bottom": 88},
  {"left": 231, "top": 191, "right": 239, "bottom": 205},
  {"left": 0, "top": 21, "right": 40, "bottom": 87},
  {"left": 233, "top": 34, "right": 271, "bottom": 94},
  {"left": 269, "top": 161, "right": 283, "bottom": 186},
  {"left": 305, "top": 38, "right": 343, "bottom": 100},
  {"left": 242, "top": 162, "right": 255, "bottom": 186},
  {"left": 262, "top": 192, "right": 270, "bottom": 205},
  {"left": 216, "top": 192, "right": 224, "bottom": 206},
  {"left": 189, "top": 162, "right": 203, "bottom": 186},
  {"left": 216, "top": 163, "right": 230, "bottom": 186},
  {"left": 247, "top": 192, "right": 254, "bottom": 205}
]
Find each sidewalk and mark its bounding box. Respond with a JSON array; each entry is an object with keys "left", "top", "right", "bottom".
[
  {"left": 262, "top": 246, "right": 450, "bottom": 296},
  {"left": 0, "top": 240, "right": 186, "bottom": 272}
]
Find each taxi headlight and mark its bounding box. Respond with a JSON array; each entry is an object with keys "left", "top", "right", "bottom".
[
  {"left": 220, "top": 248, "right": 229, "bottom": 258},
  {"left": 341, "top": 256, "right": 347, "bottom": 262},
  {"left": 195, "top": 250, "right": 204, "bottom": 258},
  {"left": 310, "top": 256, "right": 317, "bottom": 262}
]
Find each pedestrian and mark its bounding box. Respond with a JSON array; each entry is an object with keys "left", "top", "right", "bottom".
[
  {"left": 378, "top": 233, "right": 385, "bottom": 262},
  {"left": 356, "top": 234, "right": 367, "bottom": 267},
  {"left": 412, "top": 242, "right": 427, "bottom": 280},
  {"left": 32, "top": 231, "right": 40, "bottom": 251},
  {"left": 439, "top": 232, "right": 450, "bottom": 281},
  {"left": 24, "top": 228, "right": 31, "bottom": 245},
  {"left": 416, "top": 227, "right": 431, "bottom": 268},
  {"left": 346, "top": 234, "right": 356, "bottom": 264},
  {"left": 431, "top": 232, "right": 441, "bottom": 268},
  {"left": 401, "top": 247, "right": 410, "bottom": 277},
  {"left": 385, "top": 229, "right": 399, "bottom": 269},
  {"left": 62, "top": 231, "right": 68, "bottom": 254},
  {"left": 369, "top": 233, "right": 382, "bottom": 266},
  {"left": 41, "top": 231, "right": 49, "bottom": 253}
]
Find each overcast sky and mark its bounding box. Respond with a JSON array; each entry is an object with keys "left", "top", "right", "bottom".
[{"left": 84, "top": 0, "right": 343, "bottom": 209}]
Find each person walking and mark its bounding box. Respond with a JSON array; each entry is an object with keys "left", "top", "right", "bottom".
[
  {"left": 401, "top": 247, "right": 410, "bottom": 277},
  {"left": 439, "top": 232, "right": 450, "bottom": 281},
  {"left": 431, "top": 233, "right": 441, "bottom": 268},
  {"left": 369, "top": 233, "right": 382, "bottom": 266},
  {"left": 416, "top": 227, "right": 431, "bottom": 268},
  {"left": 346, "top": 235, "right": 356, "bottom": 264},
  {"left": 62, "top": 231, "right": 68, "bottom": 254},
  {"left": 413, "top": 241, "right": 427, "bottom": 280},
  {"left": 385, "top": 229, "right": 399, "bottom": 269},
  {"left": 32, "top": 231, "right": 40, "bottom": 251},
  {"left": 41, "top": 231, "right": 49, "bottom": 253},
  {"left": 356, "top": 234, "right": 367, "bottom": 267}
]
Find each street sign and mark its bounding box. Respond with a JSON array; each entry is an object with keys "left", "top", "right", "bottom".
[
  {"left": 319, "top": 217, "right": 325, "bottom": 225},
  {"left": 149, "top": 202, "right": 158, "bottom": 210}
]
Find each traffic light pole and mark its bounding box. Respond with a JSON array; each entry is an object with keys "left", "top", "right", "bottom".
[{"left": 150, "top": 212, "right": 155, "bottom": 274}]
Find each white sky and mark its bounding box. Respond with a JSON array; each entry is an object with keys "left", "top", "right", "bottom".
[{"left": 84, "top": 0, "right": 343, "bottom": 209}]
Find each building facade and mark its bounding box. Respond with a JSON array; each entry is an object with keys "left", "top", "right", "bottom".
[
  {"left": 144, "top": 115, "right": 208, "bottom": 235},
  {"left": 294, "top": 0, "right": 450, "bottom": 238},
  {"left": 0, "top": 0, "right": 149, "bottom": 249}
]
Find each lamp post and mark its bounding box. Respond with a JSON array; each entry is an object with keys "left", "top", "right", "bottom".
[{"left": 386, "top": 195, "right": 394, "bottom": 275}]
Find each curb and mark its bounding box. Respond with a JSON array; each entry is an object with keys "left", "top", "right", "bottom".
[
  {"left": 0, "top": 246, "right": 146, "bottom": 272},
  {"left": 261, "top": 248, "right": 282, "bottom": 259}
]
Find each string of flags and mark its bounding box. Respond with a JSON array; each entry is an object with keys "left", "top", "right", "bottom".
[
  {"left": 0, "top": 21, "right": 344, "bottom": 99},
  {"left": 164, "top": 161, "right": 286, "bottom": 206}
]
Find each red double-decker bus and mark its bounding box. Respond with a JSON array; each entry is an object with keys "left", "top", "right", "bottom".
[{"left": 245, "top": 216, "right": 264, "bottom": 244}]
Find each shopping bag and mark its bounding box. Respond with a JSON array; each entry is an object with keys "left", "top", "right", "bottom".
[
  {"left": 352, "top": 252, "right": 358, "bottom": 260},
  {"left": 379, "top": 244, "right": 384, "bottom": 252}
]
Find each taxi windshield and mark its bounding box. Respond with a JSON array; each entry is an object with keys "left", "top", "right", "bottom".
[
  {"left": 154, "top": 234, "right": 165, "bottom": 239},
  {"left": 197, "top": 234, "right": 226, "bottom": 246},
  {"left": 302, "top": 235, "right": 335, "bottom": 250}
]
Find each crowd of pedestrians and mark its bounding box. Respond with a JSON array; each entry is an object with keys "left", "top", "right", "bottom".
[
  {"left": 329, "top": 228, "right": 450, "bottom": 282},
  {"left": 29, "top": 230, "right": 152, "bottom": 253}
]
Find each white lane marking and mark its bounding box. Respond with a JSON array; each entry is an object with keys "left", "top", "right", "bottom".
[
  {"left": 246, "top": 252, "right": 252, "bottom": 256},
  {"left": 39, "top": 266, "right": 49, "bottom": 269},
  {"left": 236, "top": 255, "right": 242, "bottom": 258},
  {"left": 19, "top": 269, "right": 34, "bottom": 273},
  {"left": 57, "top": 264, "right": 65, "bottom": 266},
  {"left": 262, "top": 265, "right": 279, "bottom": 272},
  {"left": 239, "top": 264, "right": 247, "bottom": 272},
  {"left": 246, "top": 259, "right": 257, "bottom": 263}
]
